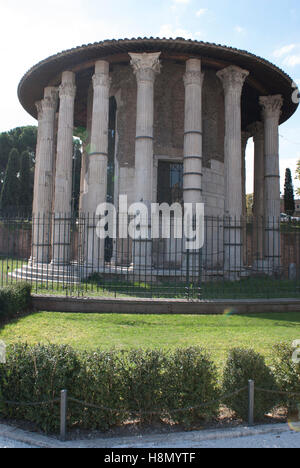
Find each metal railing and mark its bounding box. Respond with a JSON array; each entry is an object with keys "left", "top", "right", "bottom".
[
  {"left": 3, "top": 383, "right": 300, "bottom": 440},
  {"left": 0, "top": 213, "right": 299, "bottom": 300}
]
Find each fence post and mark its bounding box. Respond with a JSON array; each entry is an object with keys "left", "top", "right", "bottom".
[
  {"left": 248, "top": 380, "right": 255, "bottom": 426},
  {"left": 60, "top": 389, "right": 68, "bottom": 441}
]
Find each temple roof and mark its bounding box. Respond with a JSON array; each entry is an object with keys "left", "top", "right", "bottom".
[{"left": 18, "top": 37, "right": 299, "bottom": 126}]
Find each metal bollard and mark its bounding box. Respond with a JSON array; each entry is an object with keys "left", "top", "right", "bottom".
[
  {"left": 60, "top": 389, "right": 68, "bottom": 441},
  {"left": 248, "top": 380, "right": 255, "bottom": 426}
]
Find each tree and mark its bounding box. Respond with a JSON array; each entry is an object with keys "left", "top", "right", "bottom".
[
  {"left": 0, "top": 148, "right": 20, "bottom": 212},
  {"left": 0, "top": 126, "right": 37, "bottom": 194},
  {"left": 284, "top": 168, "right": 295, "bottom": 216},
  {"left": 296, "top": 160, "right": 300, "bottom": 197},
  {"left": 246, "top": 193, "right": 254, "bottom": 217},
  {"left": 19, "top": 151, "right": 33, "bottom": 209}
]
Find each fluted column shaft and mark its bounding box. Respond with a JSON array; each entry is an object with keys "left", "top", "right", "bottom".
[
  {"left": 130, "top": 52, "right": 161, "bottom": 269},
  {"left": 86, "top": 61, "right": 110, "bottom": 269},
  {"left": 32, "top": 87, "right": 58, "bottom": 264},
  {"left": 217, "top": 65, "right": 249, "bottom": 276},
  {"left": 260, "top": 95, "right": 283, "bottom": 267},
  {"left": 52, "top": 71, "right": 76, "bottom": 265}
]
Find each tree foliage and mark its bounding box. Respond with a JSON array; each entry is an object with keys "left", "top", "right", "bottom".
[
  {"left": 284, "top": 168, "right": 295, "bottom": 216},
  {"left": 296, "top": 160, "right": 300, "bottom": 197},
  {"left": 19, "top": 151, "right": 33, "bottom": 209},
  {"left": 0, "top": 126, "right": 82, "bottom": 215},
  {"left": 0, "top": 148, "right": 20, "bottom": 212},
  {"left": 0, "top": 127, "right": 37, "bottom": 202}
]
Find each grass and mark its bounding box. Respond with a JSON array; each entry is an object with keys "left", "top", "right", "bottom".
[{"left": 1, "top": 311, "right": 300, "bottom": 372}]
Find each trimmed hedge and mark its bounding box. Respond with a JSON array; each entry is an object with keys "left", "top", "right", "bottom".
[
  {"left": 223, "top": 348, "right": 279, "bottom": 421},
  {"left": 0, "top": 343, "right": 299, "bottom": 432},
  {"left": 163, "top": 348, "right": 220, "bottom": 426},
  {"left": 0, "top": 283, "right": 32, "bottom": 321},
  {"left": 0, "top": 345, "right": 220, "bottom": 432},
  {"left": 0, "top": 344, "right": 81, "bottom": 432},
  {"left": 272, "top": 342, "right": 300, "bottom": 411}
]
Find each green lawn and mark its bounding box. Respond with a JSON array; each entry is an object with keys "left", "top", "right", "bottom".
[{"left": 1, "top": 311, "right": 300, "bottom": 371}]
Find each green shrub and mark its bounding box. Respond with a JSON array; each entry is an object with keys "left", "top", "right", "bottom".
[
  {"left": 122, "top": 349, "right": 168, "bottom": 424},
  {"left": 0, "top": 283, "right": 32, "bottom": 321},
  {"left": 72, "top": 350, "right": 126, "bottom": 431},
  {"left": 223, "top": 348, "right": 278, "bottom": 421},
  {"left": 272, "top": 342, "right": 300, "bottom": 411},
  {"left": 163, "top": 347, "right": 220, "bottom": 426},
  {"left": 0, "top": 343, "right": 81, "bottom": 433}
]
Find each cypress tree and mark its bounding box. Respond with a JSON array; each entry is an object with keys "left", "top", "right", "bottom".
[
  {"left": 284, "top": 168, "right": 295, "bottom": 216},
  {"left": 296, "top": 160, "right": 300, "bottom": 197},
  {"left": 0, "top": 148, "right": 20, "bottom": 213}
]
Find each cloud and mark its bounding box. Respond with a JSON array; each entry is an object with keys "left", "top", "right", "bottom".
[
  {"left": 273, "top": 44, "right": 297, "bottom": 58},
  {"left": 172, "top": 0, "right": 190, "bottom": 4},
  {"left": 158, "top": 25, "right": 205, "bottom": 41},
  {"left": 235, "top": 26, "right": 246, "bottom": 34},
  {"left": 158, "top": 24, "right": 192, "bottom": 39},
  {"left": 196, "top": 8, "right": 208, "bottom": 17},
  {"left": 283, "top": 55, "right": 300, "bottom": 67},
  {"left": 273, "top": 44, "right": 300, "bottom": 68}
]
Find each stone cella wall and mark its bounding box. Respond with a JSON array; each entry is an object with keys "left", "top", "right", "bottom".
[{"left": 110, "top": 61, "right": 225, "bottom": 207}]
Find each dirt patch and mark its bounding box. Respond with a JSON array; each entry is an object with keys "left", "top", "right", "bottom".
[{"left": 0, "top": 407, "right": 288, "bottom": 441}]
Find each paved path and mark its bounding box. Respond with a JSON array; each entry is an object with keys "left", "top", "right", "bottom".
[
  {"left": 196, "top": 430, "right": 300, "bottom": 448},
  {"left": 0, "top": 436, "right": 35, "bottom": 448},
  {"left": 0, "top": 422, "right": 299, "bottom": 448},
  {"left": 114, "top": 427, "right": 300, "bottom": 448}
]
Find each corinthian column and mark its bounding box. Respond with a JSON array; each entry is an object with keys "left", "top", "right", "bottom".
[
  {"left": 259, "top": 95, "right": 283, "bottom": 269},
  {"left": 31, "top": 87, "right": 58, "bottom": 264},
  {"left": 183, "top": 59, "right": 204, "bottom": 273},
  {"left": 52, "top": 71, "right": 76, "bottom": 265},
  {"left": 86, "top": 60, "right": 111, "bottom": 269},
  {"left": 248, "top": 121, "right": 265, "bottom": 260},
  {"left": 183, "top": 59, "right": 204, "bottom": 204},
  {"left": 130, "top": 52, "right": 161, "bottom": 268},
  {"left": 217, "top": 65, "right": 249, "bottom": 278}
]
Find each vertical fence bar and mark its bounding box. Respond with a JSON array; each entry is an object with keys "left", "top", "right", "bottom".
[
  {"left": 60, "top": 389, "right": 68, "bottom": 441},
  {"left": 248, "top": 379, "right": 255, "bottom": 426}
]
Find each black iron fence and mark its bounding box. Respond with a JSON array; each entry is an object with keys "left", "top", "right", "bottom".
[{"left": 0, "top": 214, "right": 299, "bottom": 300}]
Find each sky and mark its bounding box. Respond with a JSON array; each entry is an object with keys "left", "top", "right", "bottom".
[{"left": 0, "top": 0, "right": 300, "bottom": 195}]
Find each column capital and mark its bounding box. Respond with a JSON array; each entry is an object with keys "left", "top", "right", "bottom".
[
  {"left": 183, "top": 58, "right": 204, "bottom": 87},
  {"left": 92, "top": 60, "right": 111, "bottom": 88},
  {"left": 183, "top": 70, "right": 204, "bottom": 87},
  {"left": 59, "top": 71, "right": 76, "bottom": 99},
  {"left": 217, "top": 65, "right": 249, "bottom": 95},
  {"left": 259, "top": 95, "right": 283, "bottom": 121},
  {"left": 92, "top": 73, "right": 111, "bottom": 88},
  {"left": 247, "top": 121, "right": 264, "bottom": 140},
  {"left": 42, "top": 87, "right": 59, "bottom": 111},
  {"left": 59, "top": 82, "right": 76, "bottom": 99},
  {"left": 129, "top": 52, "right": 161, "bottom": 82}
]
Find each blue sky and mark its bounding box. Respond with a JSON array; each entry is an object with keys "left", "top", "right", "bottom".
[{"left": 0, "top": 0, "right": 299, "bottom": 194}]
